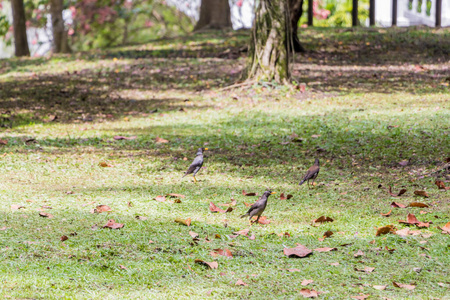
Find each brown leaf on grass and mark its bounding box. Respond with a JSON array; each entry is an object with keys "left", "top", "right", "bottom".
[
  {"left": 376, "top": 225, "right": 396, "bottom": 236},
  {"left": 211, "top": 248, "right": 233, "bottom": 258},
  {"left": 209, "top": 202, "right": 232, "bottom": 213},
  {"left": 409, "top": 202, "right": 429, "bottom": 207},
  {"left": 96, "top": 205, "right": 112, "bottom": 213},
  {"left": 279, "top": 193, "right": 293, "bottom": 200},
  {"left": 155, "top": 137, "right": 169, "bottom": 143},
  {"left": 235, "top": 279, "right": 248, "bottom": 286},
  {"left": 393, "top": 282, "right": 416, "bottom": 290},
  {"left": 194, "top": 259, "right": 218, "bottom": 269},
  {"left": 0, "top": 139, "right": 8, "bottom": 145},
  {"left": 103, "top": 219, "right": 124, "bottom": 229},
  {"left": 438, "top": 222, "right": 450, "bottom": 234},
  {"left": 373, "top": 285, "right": 386, "bottom": 290},
  {"left": 277, "top": 232, "right": 291, "bottom": 238},
  {"left": 39, "top": 212, "right": 53, "bottom": 218},
  {"left": 189, "top": 231, "right": 199, "bottom": 238},
  {"left": 242, "top": 190, "right": 257, "bottom": 196},
  {"left": 413, "top": 191, "right": 429, "bottom": 198},
  {"left": 60, "top": 235, "right": 68, "bottom": 242},
  {"left": 155, "top": 195, "right": 166, "bottom": 202},
  {"left": 0, "top": 226, "right": 8, "bottom": 231},
  {"left": 284, "top": 244, "right": 313, "bottom": 258},
  {"left": 398, "top": 160, "right": 409, "bottom": 166},
  {"left": 248, "top": 234, "right": 256, "bottom": 240},
  {"left": 399, "top": 213, "right": 430, "bottom": 227},
  {"left": 313, "top": 216, "right": 334, "bottom": 223},
  {"left": 288, "top": 268, "right": 301, "bottom": 272},
  {"left": 175, "top": 218, "right": 191, "bottom": 226},
  {"left": 127, "top": 201, "right": 133, "bottom": 207},
  {"left": 244, "top": 202, "right": 253, "bottom": 207},
  {"left": 395, "top": 228, "right": 411, "bottom": 236},
  {"left": 354, "top": 250, "right": 365, "bottom": 258},
  {"left": 314, "top": 247, "right": 337, "bottom": 252},
  {"left": 218, "top": 199, "right": 237, "bottom": 207},
  {"left": 167, "top": 193, "right": 185, "bottom": 199},
  {"left": 330, "top": 262, "right": 340, "bottom": 266},
  {"left": 11, "top": 205, "right": 25, "bottom": 210},
  {"left": 119, "top": 265, "right": 127, "bottom": 270},
  {"left": 301, "top": 279, "right": 314, "bottom": 286},
  {"left": 381, "top": 209, "right": 392, "bottom": 217},
  {"left": 364, "top": 266, "right": 375, "bottom": 273},
  {"left": 135, "top": 216, "right": 148, "bottom": 220},
  {"left": 351, "top": 294, "right": 370, "bottom": 300},
  {"left": 435, "top": 180, "right": 450, "bottom": 190},
  {"left": 113, "top": 135, "right": 137, "bottom": 140},
  {"left": 299, "top": 288, "right": 318, "bottom": 298},
  {"left": 252, "top": 216, "right": 271, "bottom": 224},
  {"left": 99, "top": 162, "right": 114, "bottom": 168},
  {"left": 233, "top": 228, "right": 249, "bottom": 236},
  {"left": 389, "top": 186, "right": 407, "bottom": 197},
  {"left": 391, "top": 202, "right": 406, "bottom": 208}
]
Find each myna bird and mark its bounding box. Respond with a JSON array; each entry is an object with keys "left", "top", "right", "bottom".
[
  {"left": 182, "top": 147, "right": 208, "bottom": 182},
  {"left": 299, "top": 158, "right": 320, "bottom": 188},
  {"left": 240, "top": 190, "right": 275, "bottom": 226}
]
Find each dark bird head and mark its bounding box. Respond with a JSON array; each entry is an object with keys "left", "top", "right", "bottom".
[
  {"left": 263, "top": 190, "right": 276, "bottom": 197},
  {"left": 196, "top": 147, "right": 208, "bottom": 156},
  {"left": 314, "top": 158, "right": 320, "bottom": 166}
]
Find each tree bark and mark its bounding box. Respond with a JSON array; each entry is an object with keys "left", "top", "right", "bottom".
[
  {"left": 50, "top": 0, "right": 71, "bottom": 53},
  {"left": 289, "top": 0, "right": 305, "bottom": 52},
  {"left": 246, "top": 0, "right": 291, "bottom": 84},
  {"left": 11, "top": 0, "right": 30, "bottom": 57},
  {"left": 194, "top": 0, "right": 232, "bottom": 31}
]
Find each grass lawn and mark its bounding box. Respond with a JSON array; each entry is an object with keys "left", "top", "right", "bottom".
[{"left": 0, "top": 27, "right": 449, "bottom": 299}]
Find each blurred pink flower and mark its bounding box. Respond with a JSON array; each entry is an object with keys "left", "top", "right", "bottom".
[
  {"left": 236, "top": 0, "right": 243, "bottom": 7},
  {"left": 68, "top": 28, "right": 75, "bottom": 35},
  {"left": 32, "top": 39, "right": 37, "bottom": 45},
  {"left": 145, "top": 20, "right": 154, "bottom": 27}
]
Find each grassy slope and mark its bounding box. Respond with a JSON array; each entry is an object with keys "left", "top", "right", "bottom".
[{"left": 0, "top": 28, "right": 449, "bottom": 299}]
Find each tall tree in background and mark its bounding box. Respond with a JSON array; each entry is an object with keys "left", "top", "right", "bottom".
[
  {"left": 194, "top": 0, "right": 232, "bottom": 31},
  {"left": 289, "top": 0, "right": 305, "bottom": 52},
  {"left": 50, "top": 0, "right": 71, "bottom": 53},
  {"left": 246, "top": 0, "right": 292, "bottom": 84},
  {"left": 11, "top": 0, "right": 30, "bottom": 56}
]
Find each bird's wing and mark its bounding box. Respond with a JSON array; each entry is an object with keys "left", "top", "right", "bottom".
[
  {"left": 246, "top": 199, "right": 265, "bottom": 215},
  {"left": 185, "top": 156, "right": 203, "bottom": 174},
  {"left": 303, "top": 165, "right": 319, "bottom": 180}
]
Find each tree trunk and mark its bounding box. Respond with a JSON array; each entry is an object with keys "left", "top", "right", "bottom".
[
  {"left": 246, "top": 0, "right": 291, "bottom": 84},
  {"left": 194, "top": 0, "right": 232, "bottom": 31},
  {"left": 50, "top": 0, "right": 71, "bottom": 53},
  {"left": 289, "top": 0, "right": 305, "bottom": 52},
  {"left": 11, "top": 0, "right": 30, "bottom": 57}
]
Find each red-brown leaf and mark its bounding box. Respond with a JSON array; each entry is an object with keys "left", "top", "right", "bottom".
[
  {"left": 393, "top": 282, "right": 415, "bottom": 290},
  {"left": 209, "top": 202, "right": 226, "bottom": 213},
  {"left": 244, "top": 202, "right": 253, "bottom": 207},
  {"left": 381, "top": 209, "right": 392, "bottom": 216},
  {"left": 301, "top": 279, "right": 314, "bottom": 286},
  {"left": 96, "top": 205, "right": 112, "bottom": 213},
  {"left": 408, "top": 202, "right": 429, "bottom": 207},
  {"left": 438, "top": 222, "right": 450, "bottom": 234},
  {"left": 242, "top": 190, "right": 257, "bottom": 196},
  {"left": 284, "top": 244, "right": 313, "bottom": 258},
  {"left": 175, "top": 218, "right": 191, "bottom": 226},
  {"left": 354, "top": 250, "right": 365, "bottom": 257},
  {"left": 103, "top": 219, "right": 124, "bottom": 229},
  {"left": 235, "top": 279, "right": 248, "bottom": 286},
  {"left": 389, "top": 186, "right": 407, "bottom": 197},
  {"left": 299, "top": 288, "right": 318, "bottom": 298},
  {"left": 399, "top": 213, "right": 420, "bottom": 225},
  {"left": 375, "top": 225, "right": 396, "bottom": 236},
  {"left": 413, "top": 191, "right": 429, "bottom": 198},
  {"left": 60, "top": 235, "right": 68, "bottom": 242},
  {"left": 194, "top": 259, "right": 218, "bottom": 269},
  {"left": 233, "top": 228, "right": 249, "bottom": 236},
  {"left": 167, "top": 193, "right": 185, "bottom": 198},
  {"left": 155, "top": 195, "right": 166, "bottom": 202},
  {"left": 435, "top": 180, "right": 449, "bottom": 190},
  {"left": 189, "top": 231, "right": 199, "bottom": 238},
  {"left": 313, "top": 216, "right": 334, "bottom": 223},
  {"left": 252, "top": 216, "right": 271, "bottom": 224},
  {"left": 314, "top": 247, "right": 337, "bottom": 252},
  {"left": 212, "top": 248, "right": 233, "bottom": 258},
  {"left": 351, "top": 294, "right": 370, "bottom": 300},
  {"left": 0, "top": 139, "right": 8, "bottom": 145},
  {"left": 11, "top": 205, "right": 25, "bottom": 210},
  {"left": 99, "top": 162, "right": 113, "bottom": 167},
  {"left": 39, "top": 212, "right": 53, "bottom": 218},
  {"left": 155, "top": 137, "right": 169, "bottom": 143},
  {"left": 390, "top": 201, "right": 406, "bottom": 208}
]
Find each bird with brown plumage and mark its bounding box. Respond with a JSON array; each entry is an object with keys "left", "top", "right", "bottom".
[{"left": 299, "top": 158, "right": 320, "bottom": 188}]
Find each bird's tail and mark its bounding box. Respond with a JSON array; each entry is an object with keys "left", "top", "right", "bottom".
[
  {"left": 240, "top": 213, "right": 248, "bottom": 219},
  {"left": 299, "top": 179, "right": 306, "bottom": 186}
]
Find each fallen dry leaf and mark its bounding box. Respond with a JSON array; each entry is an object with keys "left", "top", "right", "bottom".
[
  {"left": 244, "top": 202, "right": 253, "bottom": 207},
  {"left": 376, "top": 225, "right": 396, "bottom": 236},
  {"left": 211, "top": 248, "right": 233, "bottom": 258},
  {"left": 155, "top": 137, "right": 169, "bottom": 143},
  {"left": 330, "top": 262, "right": 340, "bottom": 266},
  {"left": 119, "top": 265, "right": 127, "bottom": 270},
  {"left": 393, "top": 282, "right": 415, "bottom": 290},
  {"left": 354, "top": 250, "right": 365, "bottom": 258},
  {"left": 233, "top": 228, "right": 249, "bottom": 236},
  {"left": 389, "top": 186, "right": 407, "bottom": 197},
  {"left": 103, "top": 219, "right": 124, "bottom": 229},
  {"left": 127, "top": 201, "right": 133, "bottom": 207},
  {"left": 135, "top": 216, "right": 148, "bottom": 220},
  {"left": 364, "top": 266, "right": 375, "bottom": 273},
  {"left": 301, "top": 279, "right": 314, "bottom": 286},
  {"left": 435, "top": 180, "right": 450, "bottom": 190},
  {"left": 60, "top": 235, "right": 68, "bottom": 242},
  {"left": 288, "top": 268, "right": 301, "bottom": 272},
  {"left": 351, "top": 294, "right": 370, "bottom": 300},
  {"left": 39, "top": 212, "right": 53, "bottom": 218},
  {"left": 314, "top": 247, "right": 337, "bottom": 252},
  {"left": 409, "top": 202, "right": 429, "bottom": 208},
  {"left": 373, "top": 285, "right": 386, "bottom": 290},
  {"left": 113, "top": 135, "right": 137, "bottom": 140},
  {"left": 438, "top": 222, "right": 450, "bottom": 234},
  {"left": 398, "top": 159, "right": 409, "bottom": 166},
  {"left": 155, "top": 195, "right": 166, "bottom": 202},
  {"left": 313, "top": 216, "right": 334, "bottom": 223},
  {"left": 381, "top": 209, "right": 392, "bottom": 217},
  {"left": 0, "top": 139, "right": 8, "bottom": 145},
  {"left": 252, "top": 216, "right": 271, "bottom": 224},
  {"left": 99, "top": 162, "right": 113, "bottom": 167},
  {"left": 299, "top": 288, "right": 318, "bottom": 298},
  {"left": 413, "top": 191, "right": 429, "bottom": 198},
  {"left": 235, "top": 279, "right": 248, "bottom": 286},
  {"left": 0, "top": 226, "right": 8, "bottom": 231},
  {"left": 167, "top": 193, "right": 185, "bottom": 199},
  {"left": 174, "top": 218, "right": 191, "bottom": 226},
  {"left": 399, "top": 213, "right": 429, "bottom": 227},
  {"left": 242, "top": 190, "right": 257, "bottom": 196},
  {"left": 195, "top": 259, "right": 218, "bottom": 269},
  {"left": 280, "top": 193, "right": 293, "bottom": 200},
  {"left": 284, "top": 244, "right": 313, "bottom": 258},
  {"left": 96, "top": 205, "right": 112, "bottom": 213},
  {"left": 11, "top": 205, "right": 25, "bottom": 210},
  {"left": 322, "top": 230, "right": 333, "bottom": 240},
  {"left": 395, "top": 228, "right": 411, "bottom": 236},
  {"left": 189, "top": 231, "right": 199, "bottom": 238},
  {"left": 209, "top": 202, "right": 233, "bottom": 213},
  {"left": 391, "top": 201, "right": 406, "bottom": 208},
  {"left": 218, "top": 199, "right": 237, "bottom": 207}
]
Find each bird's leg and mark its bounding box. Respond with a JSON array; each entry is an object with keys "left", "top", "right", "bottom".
[
  {"left": 193, "top": 176, "right": 197, "bottom": 183},
  {"left": 307, "top": 180, "right": 311, "bottom": 189},
  {"left": 255, "top": 215, "right": 262, "bottom": 227},
  {"left": 248, "top": 219, "right": 253, "bottom": 227}
]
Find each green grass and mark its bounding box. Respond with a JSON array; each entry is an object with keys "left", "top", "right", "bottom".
[{"left": 0, "top": 28, "right": 449, "bottom": 299}]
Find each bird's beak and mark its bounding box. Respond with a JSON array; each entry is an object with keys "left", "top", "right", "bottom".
[
  {"left": 204, "top": 148, "right": 208, "bottom": 151},
  {"left": 271, "top": 192, "right": 276, "bottom": 194}
]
